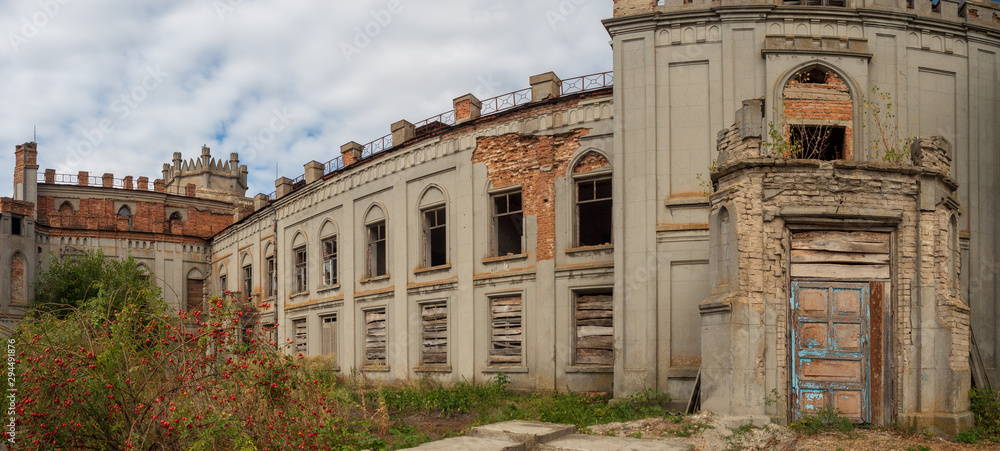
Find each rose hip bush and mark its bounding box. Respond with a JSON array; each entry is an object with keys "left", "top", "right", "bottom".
[{"left": 12, "top": 254, "right": 397, "bottom": 450}]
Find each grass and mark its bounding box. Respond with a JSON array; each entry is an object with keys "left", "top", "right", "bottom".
[
  {"left": 789, "top": 404, "right": 854, "bottom": 435},
  {"left": 955, "top": 387, "right": 1000, "bottom": 444}
]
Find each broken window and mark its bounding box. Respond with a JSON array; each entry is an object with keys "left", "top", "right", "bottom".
[
  {"left": 575, "top": 292, "right": 614, "bottom": 367},
  {"left": 265, "top": 255, "right": 276, "bottom": 297},
  {"left": 422, "top": 206, "right": 447, "bottom": 267},
  {"left": 294, "top": 246, "right": 307, "bottom": 293},
  {"left": 421, "top": 302, "right": 448, "bottom": 366},
  {"left": 365, "top": 309, "right": 387, "bottom": 366},
  {"left": 788, "top": 125, "right": 846, "bottom": 161},
  {"left": 577, "top": 178, "right": 613, "bottom": 246},
  {"left": 293, "top": 319, "right": 307, "bottom": 355},
  {"left": 367, "top": 222, "right": 387, "bottom": 277},
  {"left": 492, "top": 191, "right": 523, "bottom": 256},
  {"left": 489, "top": 296, "right": 523, "bottom": 366},
  {"left": 218, "top": 265, "right": 227, "bottom": 294},
  {"left": 10, "top": 215, "right": 23, "bottom": 236},
  {"left": 322, "top": 236, "right": 338, "bottom": 286},
  {"left": 242, "top": 264, "right": 253, "bottom": 299},
  {"left": 322, "top": 316, "right": 337, "bottom": 361}
]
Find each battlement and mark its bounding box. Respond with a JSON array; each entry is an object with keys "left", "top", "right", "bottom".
[{"left": 163, "top": 145, "right": 248, "bottom": 198}]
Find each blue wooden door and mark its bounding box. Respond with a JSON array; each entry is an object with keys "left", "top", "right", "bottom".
[{"left": 791, "top": 281, "right": 870, "bottom": 422}]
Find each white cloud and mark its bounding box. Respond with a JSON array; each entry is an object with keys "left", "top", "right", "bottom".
[{"left": 0, "top": 0, "right": 612, "bottom": 196}]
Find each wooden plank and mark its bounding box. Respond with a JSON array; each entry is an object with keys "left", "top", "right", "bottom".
[
  {"left": 791, "top": 263, "right": 890, "bottom": 280},
  {"left": 575, "top": 349, "right": 613, "bottom": 365},
  {"left": 577, "top": 326, "right": 614, "bottom": 337},
  {"left": 492, "top": 298, "right": 522, "bottom": 306},
  {"left": 791, "top": 250, "right": 890, "bottom": 265},
  {"left": 792, "top": 231, "right": 890, "bottom": 254},
  {"left": 490, "top": 355, "right": 522, "bottom": 364},
  {"left": 577, "top": 318, "right": 613, "bottom": 327},
  {"left": 577, "top": 335, "right": 614, "bottom": 349},
  {"left": 576, "top": 310, "right": 613, "bottom": 320}
]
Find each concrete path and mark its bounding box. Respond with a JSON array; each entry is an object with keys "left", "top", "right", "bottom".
[{"left": 401, "top": 420, "right": 689, "bottom": 451}]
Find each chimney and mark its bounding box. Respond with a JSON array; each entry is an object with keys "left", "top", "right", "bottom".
[
  {"left": 391, "top": 120, "right": 415, "bottom": 146},
  {"left": 137, "top": 176, "right": 149, "bottom": 191},
  {"left": 102, "top": 173, "right": 114, "bottom": 188},
  {"left": 14, "top": 142, "right": 38, "bottom": 205},
  {"left": 453, "top": 94, "right": 482, "bottom": 124},
  {"left": 254, "top": 193, "right": 270, "bottom": 210},
  {"left": 275, "top": 177, "right": 293, "bottom": 199},
  {"left": 78, "top": 171, "right": 89, "bottom": 187},
  {"left": 340, "top": 142, "right": 364, "bottom": 166},
  {"left": 530, "top": 72, "right": 561, "bottom": 102},
  {"left": 123, "top": 176, "right": 134, "bottom": 190},
  {"left": 304, "top": 161, "right": 324, "bottom": 184}
]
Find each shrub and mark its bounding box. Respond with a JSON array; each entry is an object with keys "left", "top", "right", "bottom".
[{"left": 789, "top": 405, "right": 854, "bottom": 435}]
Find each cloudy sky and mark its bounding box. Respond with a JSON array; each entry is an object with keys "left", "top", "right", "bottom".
[{"left": 0, "top": 0, "right": 612, "bottom": 197}]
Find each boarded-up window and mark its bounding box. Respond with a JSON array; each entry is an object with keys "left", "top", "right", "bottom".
[
  {"left": 790, "top": 231, "right": 890, "bottom": 280},
  {"left": 10, "top": 253, "right": 26, "bottom": 306},
  {"left": 293, "top": 319, "right": 307, "bottom": 355},
  {"left": 261, "top": 323, "right": 277, "bottom": 347},
  {"left": 421, "top": 302, "right": 448, "bottom": 365},
  {"left": 575, "top": 293, "right": 613, "bottom": 366},
  {"left": 186, "top": 278, "right": 204, "bottom": 314},
  {"left": 322, "top": 316, "right": 337, "bottom": 361},
  {"left": 489, "top": 296, "right": 523, "bottom": 366},
  {"left": 365, "top": 309, "right": 387, "bottom": 366}
]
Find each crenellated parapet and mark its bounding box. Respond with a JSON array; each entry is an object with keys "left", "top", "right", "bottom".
[{"left": 163, "top": 145, "right": 248, "bottom": 198}]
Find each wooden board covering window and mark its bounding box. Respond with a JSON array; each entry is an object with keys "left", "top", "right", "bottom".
[
  {"left": 575, "top": 294, "right": 613, "bottom": 366},
  {"left": 421, "top": 303, "right": 448, "bottom": 365},
  {"left": 322, "top": 316, "right": 337, "bottom": 359},
  {"left": 186, "top": 278, "right": 204, "bottom": 313},
  {"left": 790, "top": 231, "right": 891, "bottom": 280},
  {"left": 490, "top": 297, "right": 522, "bottom": 365},
  {"left": 365, "top": 309, "right": 387, "bottom": 365},
  {"left": 293, "top": 319, "right": 307, "bottom": 354}
]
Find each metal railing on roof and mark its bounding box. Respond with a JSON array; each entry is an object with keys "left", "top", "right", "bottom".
[
  {"left": 480, "top": 88, "right": 532, "bottom": 116},
  {"left": 361, "top": 134, "right": 394, "bottom": 159},
  {"left": 560, "top": 71, "right": 613, "bottom": 96}
]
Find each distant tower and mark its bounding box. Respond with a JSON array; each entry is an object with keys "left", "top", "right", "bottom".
[{"left": 162, "top": 145, "right": 248, "bottom": 198}]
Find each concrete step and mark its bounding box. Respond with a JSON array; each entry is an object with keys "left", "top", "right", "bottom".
[
  {"left": 401, "top": 435, "right": 525, "bottom": 451},
  {"left": 467, "top": 420, "right": 576, "bottom": 449},
  {"left": 538, "top": 434, "right": 690, "bottom": 451}
]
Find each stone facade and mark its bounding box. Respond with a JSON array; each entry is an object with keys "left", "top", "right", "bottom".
[{"left": 0, "top": 0, "right": 997, "bottom": 432}]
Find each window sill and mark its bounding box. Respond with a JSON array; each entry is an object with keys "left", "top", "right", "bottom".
[
  {"left": 482, "top": 366, "right": 528, "bottom": 374},
  {"left": 362, "top": 364, "right": 391, "bottom": 372},
  {"left": 482, "top": 253, "right": 528, "bottom": 264},
  {"left": 360, "top": 274, "right": 391, "bottom": 284},
  {"left": 317, "top": 284, "right": 341, "bottom": 294},
  {"left": 414, "top": 365, "right": 452, "bottom": 373},
  {"left": 565, "top": 244, "right": 614, "bottom": 254},
  {"left": 288, "top": 291, "right": 310, "bottom": 300},
  {"left": 414, "top": 263, "right": 452, "bottom": 275},
  {"left": 565, "top": 366, "right": 614, "bottom": 374}
]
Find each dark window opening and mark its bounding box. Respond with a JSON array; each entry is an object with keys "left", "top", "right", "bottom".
[
  {"left": 322, "top": 237, "right": 338, "bottom": 286},
  {"left": 793, "top": 67, "right": 831, "bottom": 84},
  {"left": 243, "top": 265, "right": 253, "bottom": 299},
  {"left": 423, "top": 206, "right": 447, "bottom": 267},
  {"left": 782, "top": 0, "right": 847, "bottom": 5},
  {"left": 10, "top": 215, "right": 23, "bottom": 236},
  {"left": 577, "top": 178, "right": 613, "bottom": 246},
  {"left": 789, "top": 125, "right": 846, "bottom": 160},
  {"left": 492, "top": 191, "right": 523, "bottom": 256},
  {"left": 368, "top": 222, "right": 387, "bottom": 277},
  {"left": 265, "top": 255, "right": 276, "bottom": 297},
  {"left": 931, "top": 0, "right": 940, "bottom": 13},
  {"left": 219, "top": 274, "right": 227, "bottom": 293},
  {"left": 294, "top": 247, "right": 307, "bottom": 293},
  {"left": 907, "top": 0, "right": 914, "bottom": 8}
]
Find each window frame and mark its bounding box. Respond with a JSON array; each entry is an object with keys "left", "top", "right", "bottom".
[
  {"left": 421, "top": 205, "right": 448, "bottom": 268},
  {"left": 292, "top": 318, "right": 307, "bottom": 355},
  {"left": 574, "top": 175, "right": 613, "bottom": 247},
  {"left": 322, "top": 235, "right": 338, "bottom": 287},
  {"left": 487, "top": 294, "right": 524, "bottom": 367},
  {"left": 491, "top": 189, "right": 524, "bottom": 257},
  {"left": 294, "top": 246, "right": 308, "bottom": 294},
  {"left": 366, "top": 221, "right": 388, "bottom": 278},
  {"left": 242, "top": 264, "right": 253, "bottom": 299},
  {"left": 265, "top": 254, "right": 276, "bottom": 298}
]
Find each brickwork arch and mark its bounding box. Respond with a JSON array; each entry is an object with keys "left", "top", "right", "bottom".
[
  {"left": 569, "top": 148, "right": 612, "bottom": 175},
  {"left": 774, "top": 61, "right": 861, "bottom": 160}
]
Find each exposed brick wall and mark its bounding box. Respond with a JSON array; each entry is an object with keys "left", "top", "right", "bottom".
[
  {"left": 572, "top": 152, "right": 610, "bottom": 174},
  {"left": 13, "top": 142, "right": 37, "bottom": 187},
  {"left": 613, "top": 0, "right": 655, "bottom": 17},
  {"left": 473, "top": 129, "right": 589, "bottom": 261},
  {"left": 36, "top": 195, "right": 234, "bottom": 240},
  {"left": 782, "top": 71, "right": 854, "bottom": 159},
  {"left": 10, "top": 252, "right": 26, "bottom": 306},
  {"left": 0, "top": 198, "right": 35, "bottom": 216}
]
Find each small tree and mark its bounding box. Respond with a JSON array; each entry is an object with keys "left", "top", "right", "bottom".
[
  {"left": 862, "top": 86, "right": 914, "bottom": 163},
  {"left": 33, "top": 250, "right": 159, "bottom": 317}
]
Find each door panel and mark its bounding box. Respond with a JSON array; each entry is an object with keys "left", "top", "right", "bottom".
[{"left": 792, "top": 282, "right": 870, "bottom": 422}]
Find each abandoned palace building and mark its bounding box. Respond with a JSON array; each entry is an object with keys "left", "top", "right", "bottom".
[{"left": 0, "top": 0, "right": 998, "bottom": 434}]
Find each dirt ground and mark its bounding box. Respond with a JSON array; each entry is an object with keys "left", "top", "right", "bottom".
[{"left": 583, "top": 412, "right": 998, "bottom": 451}]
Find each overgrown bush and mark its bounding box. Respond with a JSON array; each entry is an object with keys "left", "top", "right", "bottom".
[
  {"left": 32, "top": 250, "right": 159, "bottom": 316},
  {"left": 958, "top": 387, "right": 1000, "bottom": 443}
]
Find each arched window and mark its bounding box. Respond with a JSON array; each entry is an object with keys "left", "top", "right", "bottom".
[
  {"left": 241, "top": 253, "right": 253, "bottom": 299},
  {"left": 186, "top": 268, "right": 205, "bottom": 315},
  {"left": 781, "top": 65, "right": 853, "bottom": 160},
  {"left": 166, "top": 212, "right": 182, "bottom": 234},
  {"left": 364, "top": 205, "right": 388, "bottom": 278},
  {"left": 572, "top": 151, "right": 612, "bottom": 247},
  {"left": 218, "top": 264, "right": 228, "bottom": 295},
  {"left": 117, "top": 206, "right": 132, "bottom": 231},
  {"left": 264, "top": 242, "right": 276, "bottom": 298},
  {"left": 418, "top": 187, "right": 447, "bottom": 268},
  {"left": 320, "top": 221, "right": 339, "bottom": 286},
  {"left": 292, "top": 232, "right": 308, "bottom": 293}
]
